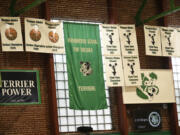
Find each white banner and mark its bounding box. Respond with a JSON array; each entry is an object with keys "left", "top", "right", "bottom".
[
  {"left": 144, "top": 25, "right": 162, "bottom": 56},
  {"left": 123, "top": 69, "right": 175, "bottom": 104},
  {"left": 175, "top": 28, "right": 180, "bottom": 57},
  {"left": 0, "top": 17, "right": 23, "bottom": 51},
  {"left": 122, "top": 55, "right": 141, "bottom": 86},
  {"left": 161, "top": 27, "right": 176, "bottom": 56},
  {"left": 25, "top": 18, "right": 46, "bottom": 53},
  {"left": 119, "top": 25, "right": 139, "bottom": 56},
  {"left": 45, "top": 21, "right": 65, "bottom": 54},
  {"left": 104, "top": 56, "right": 124, "bottom": 87},
  {"left": 99, "top": 24, "right": 121, "bottom": 55}
]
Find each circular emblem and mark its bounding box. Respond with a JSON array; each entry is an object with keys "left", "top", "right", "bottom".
[
  {"left": 80, "top": 61, "right": 93, "bottom": 76},
  {"left": 148, "top": 112, "right": 161, "bottom": 127},
  {"left": 48, "top": 31, "right": 59, "bottom": 43},
  {"left": 29, "top": 25, "right": 41, "bottom": 42},
  {"left": 5, "top": 27, "right": 17, "bottom": 40}
]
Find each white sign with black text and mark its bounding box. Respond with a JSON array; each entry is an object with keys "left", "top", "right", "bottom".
[
  {"left": 100, "top": 24, "right": 121, "bottom": 55},
  {"left": 175, "top": 28, "right": 180, "bottom": 57},
  {"left": 144, "top": 25, "right": 162, "bottom": 56},
  {"left": 104, "top": 56, "right": 124, "bottom": 87},
  {"left": 45, "top": 21, "right": 65, "bottom": 54},
  {"left": 119, "top": 25, "right": 139, "bottom": 56},
  {"left": 25, "top": 18, "right": 46, "bottom": 53},
  {"left": 122, "top": 55, "right": 141, "bottom": 86},
  {"left": 161, "top": 27, "right": 176, "bottom": 56},
  {"left": 0, "top": 17, "right": 23, "bottom": 52}
]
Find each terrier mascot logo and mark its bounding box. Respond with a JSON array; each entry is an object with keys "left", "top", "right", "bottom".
[
  {"left": 136, "top": 72, "right": 159, "bottom": 100},
  {"left": 80, "top": 61, "right": 93, "bottom": 76}
]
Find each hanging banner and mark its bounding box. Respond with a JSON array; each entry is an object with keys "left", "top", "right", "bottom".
[
  {"left": 63, "top": 22, "right": 107, "bottom": 110},
  {"left": 25, "top": 18, "right": 45, "bottom": 53},
  {"left": 119, "top": 25, "right": 139, "bottom": 56},
  {"left": 0, "top": 17, "right": 23, "bottom": 52},
  {"left": 99, "top": 24, "right": 121, "bottom": 55},
  {"left": 44, "top": 21, "right": 65, "bottom": 54},
  {"left": 0, "top": 70, "right": 41, "bottom": 105},
  {"left": 175, "top": 28, "right": 180, "bottom": 57},
  {"left": 123, "top": 69, "right": 176, "bottom": 104},
  {"left": 144, "top": 25, "right": 162, "bottom": 56},
  {"left": 161, "top": 27, "right": 176, "bottom": 56},
  {"left": 122, "top": 55, "right": 141, "bottom": 86},
  {"left": 104, "top": 56, "right": 124, "bottom": 87}
]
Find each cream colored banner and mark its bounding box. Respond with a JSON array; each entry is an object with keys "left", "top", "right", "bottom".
[
  {"left": 104, "top": 56, "right": 124, "bottom": 87},
  {"left": 123, "top": 69, "right": 175, "bottom": 104},
  {"left": 161, "top": 27, "right": 176, "bottom": 56},
  {"left": 0, "top": 17, "right": 23, "bottom": 51},
  {"left": 122, "top": 55, "right": 141, "bottom": 86},
  {"left": 175, "top": 28, "right": 180, "bottom": 57},
  {"left": 144, "top": 25, "right": 162, "bottom": 56},
  {"left": 99, "top": 24, "right": 121, "bottom": 55},
  {"left": 25, "top": 18, "right": 46, "bottom": 53},
  {"left": 119, "top": 25, "right": 139, "bottom": 56},
  {"left": 45, "top": 21, "right": 65, "bottom": 54}
]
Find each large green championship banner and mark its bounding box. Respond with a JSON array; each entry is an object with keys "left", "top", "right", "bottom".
[{"left": 63, "top": 22, "right": 107, "bottom": 110}]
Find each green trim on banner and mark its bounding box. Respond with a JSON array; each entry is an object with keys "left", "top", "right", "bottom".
[
  {"left": 0, "top": 69, "right": 41, "bottom": 105},
  {"left": 64, "top": 22, "right": 107, "bottom": 110},
  {"left": 129, "top": 131, "right": 171, "bottom": 135}
]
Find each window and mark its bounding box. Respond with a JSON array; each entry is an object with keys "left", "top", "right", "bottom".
[
  {"left": 172, "top": 57, "right": 180, "bottom": 126},
  {"left": 54, "top": 40, "right": 112, "bottom": 132}
]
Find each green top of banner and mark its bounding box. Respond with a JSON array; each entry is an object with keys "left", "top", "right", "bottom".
[{"left": 64, "top": 22, "right": 107, "bottom": 110}]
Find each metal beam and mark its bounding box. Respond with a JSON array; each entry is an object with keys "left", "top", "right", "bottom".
[
  {"left": 135, "top": 0, "right": 180, "bottom": 26},
  {"left": 9, "top": 0, "right": 47, "bottom": 16}
]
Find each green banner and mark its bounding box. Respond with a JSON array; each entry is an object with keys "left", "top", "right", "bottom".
[{"left": 64, "top": 22, "right": 107, "bottom": 110}]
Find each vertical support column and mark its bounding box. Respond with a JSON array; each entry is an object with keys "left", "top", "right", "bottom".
[
  {"left": 162, "top": 0, "right": 179, "bottom": 135},
  {"left": 41, "top": 1, "right": 59, "bottom": 135},
  {"left": 107, "top": 0, "right": 129, "bottom": 135}
]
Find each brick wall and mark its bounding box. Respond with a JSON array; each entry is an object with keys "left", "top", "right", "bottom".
[
  {"left": 0, "top": 0, "right": 175, "bottom": 134},
  {"left": 0, "top": 1, "right": 51, "bottom": 135}
]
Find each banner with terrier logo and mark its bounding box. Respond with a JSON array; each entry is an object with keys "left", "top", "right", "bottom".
[
  {"left": 99, "top": 24, "right": 121, "bottom": 55},
  {"left": 119, "top": 25, "right": 139, "bottom": 56},
  {"left": 144, "top": 25, "right": 162, "bottom": 56},
  {"left": 104, "top": 56, "right": 124, "bottom": 87},
  {"left": 122, "top": 55, "right": 141, "bottom": 86},
  {"left": 160, "top": 27, "right": 176, "bottom": 56},
  {"left": 123, "top": 69, "right": 175, "bottom": 104},
  {"left": 25, "top": 18, "right": 46, "bottom": 53},
  {"left": 63, "top": 22, "right": 107, "bottom": 110},
  {"left": 44, "top": 21, "right": 65, "bottom": 54},
  {"left": 0, "top": 17, "right": 23, "bottom": 52}
]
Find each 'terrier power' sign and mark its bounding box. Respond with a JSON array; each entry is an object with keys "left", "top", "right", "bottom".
[{"left": 0, "top": 70, "right": 41, "bottom": 105}]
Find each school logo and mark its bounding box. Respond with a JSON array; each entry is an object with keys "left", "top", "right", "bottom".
[
  {"left": 136, "top": 72, "right": 159, "bottom": 100},
  {"left": 148, "top": 112, "right": 161, "bottom": 127},
  {"left": 80, "top": 61, "right": 93, "bottom": 76}
]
